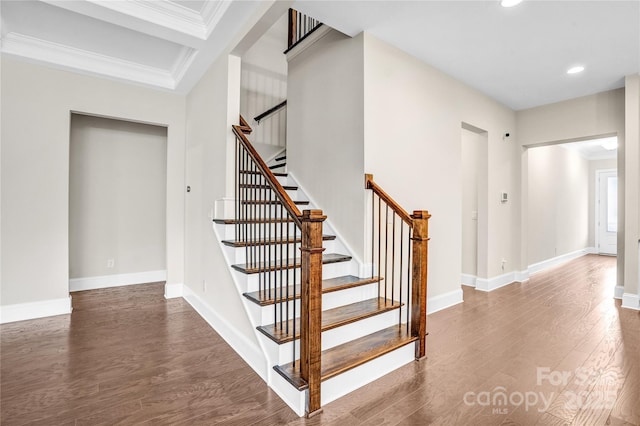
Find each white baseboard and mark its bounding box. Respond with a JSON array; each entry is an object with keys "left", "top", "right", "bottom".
[
  {"left": 461, "top": 274, "right": 477, "bottom": 288},
  {"left": 0, "top": 296, "right": 73, "bottom": 324},
  {"left": 69, "top": 270, "right": 167, "bottom": 292},
  {"left": 427, "top": 288, "right": 463, "bottom": 314},
  {"left": 181, "top": 285, "right": 267, "bottom": 380},
  {"left": 621, "top": 293, "right": 640, "bottom": 310},
  {"left": 614, "top": 286, "right": 625, "bottom": 300},
  {"left": 476, "top": 272, "right": 514, "bottom": 292},
  {"left": 585, "top": 247, "right": 598, "bottom": 254},
  {"left": 462, "top": 270, "right": 529, "bottom": 293},
  {"left": 528, "top": 249, "right": 589, "bottom": 276},
  {"left": 164, "top": 282, "right": 184, "bottom": 299}
]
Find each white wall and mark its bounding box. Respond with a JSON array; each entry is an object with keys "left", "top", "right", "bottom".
[
  {"left": 516, "top": 89, "right": 626, "bottom": 288},
  {"left": 241, "top": 14, "right": 288, "bottom": 148},
  {"left": 0, "top": 56, "right": 185, "bottom": 308},
  {"left": 287, "top": 30, "right": 366, "bottom": 261},
  {"left": 69, "top": 114, "right": 167, "bottom": 279},
  {"left": 185, "top": 53, "right": 260, "bottom": 351},
  {"left": 363, "top": 33, "right": 519, "bottom": 299},
  {"left": 588, "top": 158, "right": 617, "bottom": 248},
  {"left": 527, "top": 145, "right": 589, "bottom": 264},
  {"left": 461, "top": 128, "right": 483, "bottom": 276},
  {"left": 624, "top": 74, "right": 640, "bottom": 300}
]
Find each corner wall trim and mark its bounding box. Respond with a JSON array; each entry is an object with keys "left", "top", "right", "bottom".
[
  {"left": 0, "top": 296, "right": 73, "bottom": 324},
  {"left": 621, "top": 293, "right": 640, "bottom": 310},
  {"left": 461, "top": 274, "right": 477, "bottom": 288},
  {"left": 614, "top": 286, "right": 625, "bottom": 300},
  {"left": 528, "top": 249, "right": 589, "bottom": 276},
  {"left": 69, "top": 270, "right": 167, "bottom": 292},
  {"left": 427, "top": 289, "right": 463, "bottom": 314},
  {"left": 164, "top": 282, "right": 184, "bottom": 299},
  {"left": 181, "top": 285, "right": 266, "bottom": 379}
]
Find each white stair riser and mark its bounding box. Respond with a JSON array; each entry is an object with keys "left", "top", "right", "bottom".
[
  {"left": 265, "top": 339, "right": 416, "bottom": 417},
  {"left": 232, "top": 240, "right": 337, "bottom": 264},
  {"left": 250, "top": 285, "right": 396, "bottom": 331},
  {"left": 242, "top": 259, "right": 357, "bottom": 292},
  {"left": 217, "top": 222, "right": 300, "bottom": 241},
  {"left": 257, "top": 310, "right": 405, "bottom": 365},
  {"left": 321, "top": 343, "right": 415, "bottom": 406}
]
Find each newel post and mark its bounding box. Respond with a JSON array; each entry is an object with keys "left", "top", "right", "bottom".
[
  {"left": 300, "top": 209, "right": 326, "bottom": 416},
  {"left": 411, "top": 210, "right": 431, "bottom": 359}
]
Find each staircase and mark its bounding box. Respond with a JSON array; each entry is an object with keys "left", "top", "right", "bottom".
[{"left": 211, "top": 119, "right": 430, "bottom": 416}]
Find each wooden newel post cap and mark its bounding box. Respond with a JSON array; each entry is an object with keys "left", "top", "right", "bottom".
[
  {"left": 301, "top": 209, "right": 327, "bottom": 222},
  {"left": 412, "top": 210, "right": 432, "bottom": 220}
]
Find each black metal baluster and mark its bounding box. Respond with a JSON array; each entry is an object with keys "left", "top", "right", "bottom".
[
  {"left": 377, "top": 195, "right": 381, "bottom": 299},
  {"left": 279, "top": 204, "right": 284, "bottom": 332},
  {"left": 371, "top": 190, "right": 374, "bottom": 279},
  {"left": 392, "top": 212, "right": 396, "bottom": 306},
  {"left": 384, "top": 204, "right": 389, "bottom": 302}
]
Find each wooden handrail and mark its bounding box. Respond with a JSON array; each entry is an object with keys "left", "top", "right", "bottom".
[
  {"left": 232, "top": 123, "right": 302, "bottom": 226},
  {"left": 365, "top": 174, "right": 413, "bottom": 226},
  {"left": 254, "top": 100, "right": 287, "bottom": 124}
]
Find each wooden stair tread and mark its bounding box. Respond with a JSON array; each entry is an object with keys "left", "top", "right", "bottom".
[
  {"left": 213, "top": 218, "right": 295, "bottom": 225},
  {"left": 239, "top": 170, "right": 287, "bottom": 177},
  {"left": 244, "top": 275, "right": 381, "bottom": 306},
  {"left": 257, "top": 297, "right": 401, "bottom": 344},
  {"left": 239, "top": 184, "right": 297, "bottom": 191},
  {"left": 222, "top": 234, "right": 335, "bottom": 248},
  {"left": 232, "top": 253, "right": 352, "bottom": 274},
  {"left": 274, "top": 325, "right": 417, "bottom": 390},
  {"left": 240, "top": 200, "right": 309, "bottom": 205}
]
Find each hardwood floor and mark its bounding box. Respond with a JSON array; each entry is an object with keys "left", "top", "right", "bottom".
[{"left": 1, "top": 255, "right": 638, "bottom": 425}]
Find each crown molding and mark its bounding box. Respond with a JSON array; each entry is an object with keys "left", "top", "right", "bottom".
[
  {"left": 172, "top": 46, "right": 198, "bottom": 84},
  {"left": 1, "top": 32, "right": 177, "bottom": 89},
  {"left": 83, "top": 0, "right": 232, "bottom": 41}
]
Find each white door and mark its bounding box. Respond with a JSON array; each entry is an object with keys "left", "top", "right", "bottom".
[{"left": 597, "top": 170, "right": 617, "bottom": 255}]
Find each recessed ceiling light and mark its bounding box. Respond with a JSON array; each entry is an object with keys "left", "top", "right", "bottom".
[
  {"left": 501, "top": 0, "right": 523, "bottom": 7},
  {"left": 567, "top": 66, "right": 585, "bottom": 74}
]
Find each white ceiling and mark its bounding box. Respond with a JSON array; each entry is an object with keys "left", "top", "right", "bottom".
[
  {"left": 1, "top": 1, "right": 639, "bottom": 110},
  {"left": 559, "top": 136, "right": 618, "bottom": 160}
]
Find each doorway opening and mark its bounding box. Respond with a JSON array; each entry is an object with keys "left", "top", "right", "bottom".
[
  {"left": 69, "top": 113, "right": 168, "bottom": 292},
  {"left": 461, "top": 123, "right": 488, "bottom": 287},
  {"left": 525, "top": 136, "right": 617, "bottom": 270}
]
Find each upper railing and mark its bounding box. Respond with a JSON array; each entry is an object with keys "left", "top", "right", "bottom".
[
  {"left": 365, "top": 174, "right": 430, "bottom": 359},
  {"left": 254, "top": 100, "right": 287, "bottom": 124},
  {"left": 285, "top": 8, "right": 323, "bottom": 53},
  {"left": 232, "top": 117, "right": 325, "bottom": 415}
]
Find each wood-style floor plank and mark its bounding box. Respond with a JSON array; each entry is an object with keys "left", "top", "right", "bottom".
[{"left": 1, "top": 255, "right": 638, "bottom": 425}]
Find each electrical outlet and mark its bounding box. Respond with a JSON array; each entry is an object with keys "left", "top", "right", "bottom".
[{"left": 107, "top": 258, "right": 115, "bottom": 268}]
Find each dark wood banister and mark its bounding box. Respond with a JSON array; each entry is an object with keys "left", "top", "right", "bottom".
[
  {"left": 365, "top": 174, "right": 413, "bottom": 226},
  {"left": 254, "top": 100, "right": 287, "bottom": 124},
  {"left": 232, "top": 121, "right": 302, "bottom": 227},
  {"left": 234, "top": 117, "right": 323, "bottom": 416}
]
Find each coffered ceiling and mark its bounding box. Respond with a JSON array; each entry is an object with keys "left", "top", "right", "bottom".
[{"left": 2, "top": 1, "right": 639, "bottom": 110}]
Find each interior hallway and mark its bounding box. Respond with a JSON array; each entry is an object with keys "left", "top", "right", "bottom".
[{"left": 1, "top": 255, "right": 637, "bottom": 425}]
